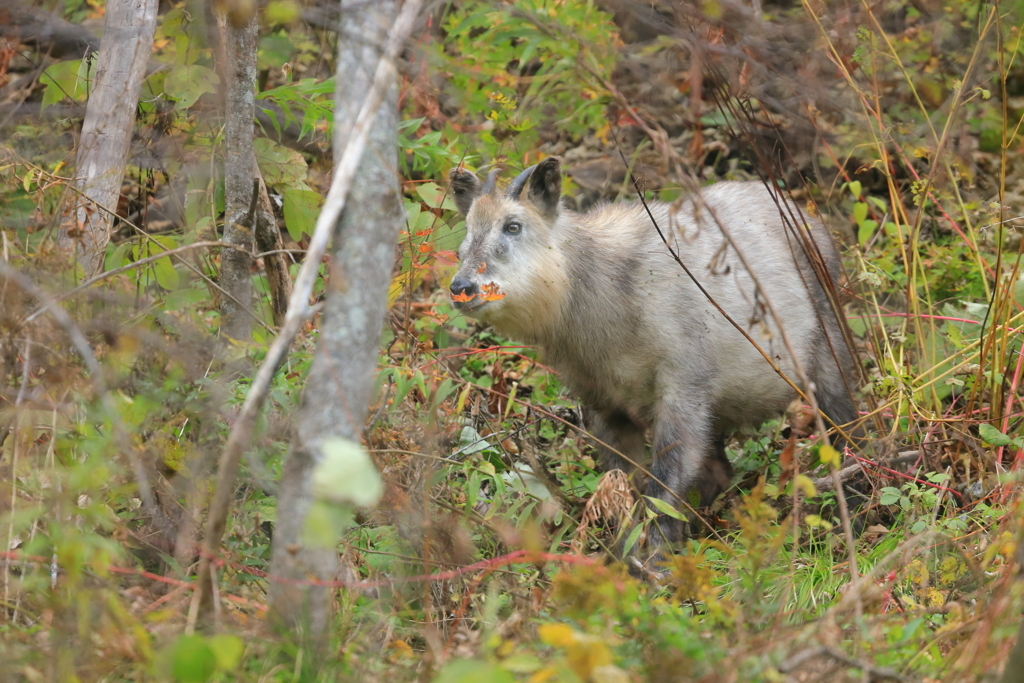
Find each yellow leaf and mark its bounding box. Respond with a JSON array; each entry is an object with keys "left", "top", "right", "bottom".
[
  {"left": 388, "top": 639, "right": 413, "bottom": 661},
  {"left": 926, "top": 588, "right": 946, "bottom": 608},
  {"left": 796, "top": 474, "right": 818, "bottom": 498},
  {"left": 539, "top": 624, "right": 614, "bottom": 680},
  {"left": 702, "top": 0, "right": 722, "bottom": 18},
  {"left": 819, "top": 444, "right": 840, "bottom": 468},
  {"left": 538, "top": 623, "right": 576, "bottom": 648},
  {"left": 528, "top": 666, "right": 557, "bottom": 683},
  {"left": 387, "top": 271, "right": 411, "bottom": 308},
  {"left": 455, "top": 383, "right": 472, "bottom": 415},
  {"left": 804, "top": 514, "right": 833, "bottom": 531},
  {"left": 566, "top": 638, "right": 613, "bottom": 680}
]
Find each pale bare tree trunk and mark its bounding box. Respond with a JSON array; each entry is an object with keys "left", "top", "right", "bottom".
[
  {"left": 217, "top": 11, "right": 258, "bottom": 342},
  {"left": 186, "top": 0, "right": 419, "bottom": 635},
  {"left": 57, "top": 0, "right": 158, "bottom": 278},
  {"left": 266, "top": 0, "right": 405, "bottom": 635}
]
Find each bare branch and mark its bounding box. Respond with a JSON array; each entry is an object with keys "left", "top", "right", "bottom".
[
  {"left": 24, "top": 241, "right": 249, "bottom": 322},
  {"left": 778, "top": 646, "right": 910, "bottom": 681},
  {"left": 0, "top": 3, "right": 100, "bottom": 59},
  {"left": 0, "top": 261, "right": 169, "bottom": 533}
]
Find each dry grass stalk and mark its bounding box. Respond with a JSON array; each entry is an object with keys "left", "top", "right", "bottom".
[{"left": 572, "top": 469, "right": 634, "bottom": 554}]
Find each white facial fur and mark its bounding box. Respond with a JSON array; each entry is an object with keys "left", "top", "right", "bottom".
[{"left": 452, "top": 194, "right": 567, "bottom": 338}]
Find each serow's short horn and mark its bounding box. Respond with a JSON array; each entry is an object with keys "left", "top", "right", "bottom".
[
  {"left": 481, "top": 168, "right": 501, "bottom": 195},
  {"left": 506, "top": 164, "right": 538, "bottom": 201}
]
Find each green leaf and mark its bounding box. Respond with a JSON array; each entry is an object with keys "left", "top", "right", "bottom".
[
  {"left": 302, "top": 499, "right": 353, "bottom": 548},
  {"left": 644, "top": 496, "right": 687, "bottom": 521},
  {"left": 848, "top": 180, "right": 862, "bottom": 199},
  {"left": 867, "top": 196, "right": 887, "bottom": 211},
  {"left": 164, "top": 283, "right": 209, "bottom": 311},
  {"left": 880, "top": 486, "right": 902, "bottom": 506},
  {"left": 266, "top": 0, "right": 301, "bottom": 24},
  {"left": 40, "top": 59, "right": 91, "bottom": 113},
  {"left": 207, "top": 634, "right": 244, "bottom": 671},
  {"left": 106, "top": 242, "right": 132, "bottom": 271},
  {"left": 433, "top": 659, "right": 515, "bottom": 683},
  {"left": 281, "top": 187, "right": 322, "bottom": 241},
  {"left": 149, "top": 235, "right": 180, "bottom": 291},
  {"left": 501, "top": 654, "right": 542, "bottom": 674},
  {"left": 853, "top": 202, "right": 868, "bottom": 224},
  {"left": 311, "top": 438, "right": 384, "bottom": 508},
  {"left": 254, "top": 138, "right": 307, "bottom": 187},
  {"left": 500, "top": 465, "right": 550, "bottom": 500},
  {"left": 978, "top": 423, "right": 1014, "bottom": 447},
  {"left": 456, "top": 425, "right": 490, "bottom": 456},
  {"left": 161, "top": 8, "right": 187, "bottom": 38},
  {"left": 416, "top": 181, "right": 457, "bottom": 211},
  {"left": 171, "top": 635, "right": 217, "bottom": 683},
  {"left": 857, "top": 219, "right": 878, "bottom": 246},
  {"left": 164, "top": 64, "right": 220, "bottom": 109},
  {"left": 621, "top": 523, "right": 644, "bottom": 556},
  {"left": 152, "top": 255, "right": 179, "bottom": 291},
  {"left": 258, "top": 34, "right": 293, "bottom": 70}
]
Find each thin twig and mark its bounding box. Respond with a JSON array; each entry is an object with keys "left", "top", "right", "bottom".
[
  {"left": 24, "top": 241, "right": 248, "bottom": 322},
  {"left": 0, "top": 261, "right": 170, "bottom": 533},
  {"left": 778, "top": 645, "right": 910, "bottom": 681},
  {"left": 254, "top": 248, "right": 306, "bottom": 260},
  {"left": 811, "top": 452, "right": 922, "bottom": 492},
  {"left": 12, "top": 161, "right": 272, "bottom": 331}
]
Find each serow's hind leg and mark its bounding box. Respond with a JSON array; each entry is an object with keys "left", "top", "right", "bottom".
[
  {"left": 696, "top": 437, "right": 734, "bottom": 507},
  {"left": 812, "top": 328, "right": 859, "bottom": 449}
]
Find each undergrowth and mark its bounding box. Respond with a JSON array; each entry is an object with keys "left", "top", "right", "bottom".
[{"left": 1, "top": 0, "right": 1024, "bottom": 681}]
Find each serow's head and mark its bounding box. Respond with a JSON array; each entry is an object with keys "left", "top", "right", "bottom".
[{"left": 447, "top": 157, "right": 563, "bottom": 325}]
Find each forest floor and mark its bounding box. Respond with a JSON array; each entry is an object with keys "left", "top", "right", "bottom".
[{"left": 1, "top": 1, "right": 1024, "bottom": 682}]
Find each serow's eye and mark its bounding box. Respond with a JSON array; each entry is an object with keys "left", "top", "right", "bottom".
[{"left": 504, "top": 221, "right": 522, "bottom": 235}]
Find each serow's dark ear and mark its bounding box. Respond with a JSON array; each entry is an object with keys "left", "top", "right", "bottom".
[
  {"left": 527, "top": 157, "right": 561, "bottom": 218},
  {"left": 449, "top": 167, "right": 482, "bottom": 216}
]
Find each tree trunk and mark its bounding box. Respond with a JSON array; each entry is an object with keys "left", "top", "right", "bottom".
[
  {"left": 266, "top": 0, "right": 404, "bottom": 636},
  {"left": 217, "top": 11, "right": 258, "bottom": 342},
  {"left": 253, "top": 174, "right": 293, "bottom": 328},
  {"left": 56, "top": 0, "right": 158, "bottom": 279}
]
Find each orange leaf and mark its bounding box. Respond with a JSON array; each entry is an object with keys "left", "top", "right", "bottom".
[
  {"left": 452, "top": 291, "right": 475, "bottom": 303},
  {"left": 476, "top": 262, "right": 487, "bottom": 274},
  {"left": 481, "top": 282, "right": 505, "bottom": 302},
  {"left": 433, "top": 250, "right": 458, "bottom": 266},
  {"left": 778, "top": 434, "right": 796, "bottom": 487},
  {"left": 417, "top": 242, "right": 433, "bottom": 253}
]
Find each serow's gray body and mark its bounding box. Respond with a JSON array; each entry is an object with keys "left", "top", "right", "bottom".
[{"left": 448, "top": 158, "right": 856, "bottom": 552}]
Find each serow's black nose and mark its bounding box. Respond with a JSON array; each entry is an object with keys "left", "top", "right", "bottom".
[{"left": 449, "top": 277, "right": 478, "bottom": 304}]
